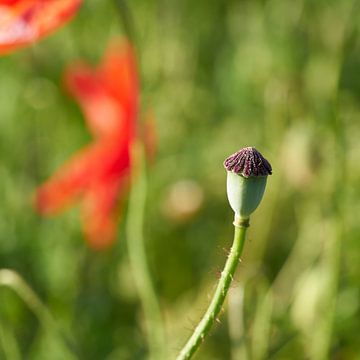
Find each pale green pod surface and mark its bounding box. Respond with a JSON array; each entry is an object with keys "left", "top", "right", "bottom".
[
  {"left": 226, "top": 172, "right": 267, "bottom": 218},
  {"left": 224, "top": 147, "right": 272, "bottom": 219}
]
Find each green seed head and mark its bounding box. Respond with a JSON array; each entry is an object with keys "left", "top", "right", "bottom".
[{"left": 224, "top": 147, "right": 272, "bottom": 219}]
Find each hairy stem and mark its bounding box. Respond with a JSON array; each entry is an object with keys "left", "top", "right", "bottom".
[
  {"left": 177, "top": 220, "right": 248, "bottom": 360},
  {"left": 126, "top": 143, "right": 166, "bottom": 360}
]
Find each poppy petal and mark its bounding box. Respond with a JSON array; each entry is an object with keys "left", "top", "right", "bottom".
[
  {"left": 81, "top": 180, "right": 124, "bottom": 249},
  {"left": 35, "top": 38, "right": 139, "bottom": 249},
  {"left": 142, "top": 110, "right": 157, "bottom": 164},
  {"left": 36, "top": 137, "right": 131, "bottom": 215},
  {"left": 0, "top": 0, "right": 82, "bottom": 54},
  {"left": 64, "top": 64, "right": 126, "bottom": 138},
  {"left": 100, "top": 39, "right": 138, "bottom": 138},
  {"left": 36, "top": 141, "right": 111, "bottom": 215}
]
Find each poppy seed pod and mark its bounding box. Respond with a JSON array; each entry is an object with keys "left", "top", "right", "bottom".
[{"left": 224, "top": 147, "right": 272, "bottom": 221}]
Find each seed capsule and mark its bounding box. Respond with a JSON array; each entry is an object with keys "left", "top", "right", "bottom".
[{"left": 224, "top": 147, "right": 272, "bottom": 220}]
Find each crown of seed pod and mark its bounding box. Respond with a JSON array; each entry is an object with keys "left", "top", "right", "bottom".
[{"left": 224, "top": 147, "right": 272, "bottom": 220}]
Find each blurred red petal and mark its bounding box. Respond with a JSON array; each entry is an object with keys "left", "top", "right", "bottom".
[
  {"left": 100, "top": 39, "right": 139, "bottom": 139},
  {"left": 35, "top": 38, "right": 140, "bottom": 249},
  {"left": 81, "top": 180, "right": 125, "bottom": 249},
  {"left": 65, "top": 64, "right": 126, "bottom": 138},
  {"left": 36, "top": 137, "right": 131, "bottom": 215},
  {"left": 0, "top": 0, "right": 82, "bottom": 54},
  {"left": 142, "top": 110, "right": 157, "bottom": 164},
  {"left": 36, "top": 145, "right": 101, "bottom": 215}
]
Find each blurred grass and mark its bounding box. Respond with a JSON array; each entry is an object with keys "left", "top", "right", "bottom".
[{"left": 0, "top": 0, "right": 360, "bottom": 359}]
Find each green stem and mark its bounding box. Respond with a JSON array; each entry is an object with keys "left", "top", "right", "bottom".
[
  {"left": 177, "top": 222, "right": 248, "bottom": 360},
  {"left": 0, "top": 269, "right": 77, "bottom": 359},
  {"left": 0, "top": 320, "right": 21, "bottom": 360},
  {"left": 112, "top": 0, "right": 137, "bottom": 49},
  {"left": 126, "top": 144, "right": 166, "bottom": 360},
  {"left": 0, "top": 269, "right": 52, "bottom": 327}
]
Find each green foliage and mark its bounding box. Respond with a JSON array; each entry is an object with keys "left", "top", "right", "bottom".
[{"left": 1, "top": 0, "right": 360, "bottom": 359}]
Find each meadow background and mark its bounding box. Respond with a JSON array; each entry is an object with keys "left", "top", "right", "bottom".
[{"left": 0, "top": 0, "right": 360, "bottom": 359}]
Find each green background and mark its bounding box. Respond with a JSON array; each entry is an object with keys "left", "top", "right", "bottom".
[{"left": 0, "top": 0, "right": 359, "bottom": 359}]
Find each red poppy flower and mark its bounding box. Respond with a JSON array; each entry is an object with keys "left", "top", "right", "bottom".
[
  {"left": 0, "top": 0, "right": 82, "bottom": 54},
  {"left": 35, "top": 39, "right": 138, "bottom": 249}
]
